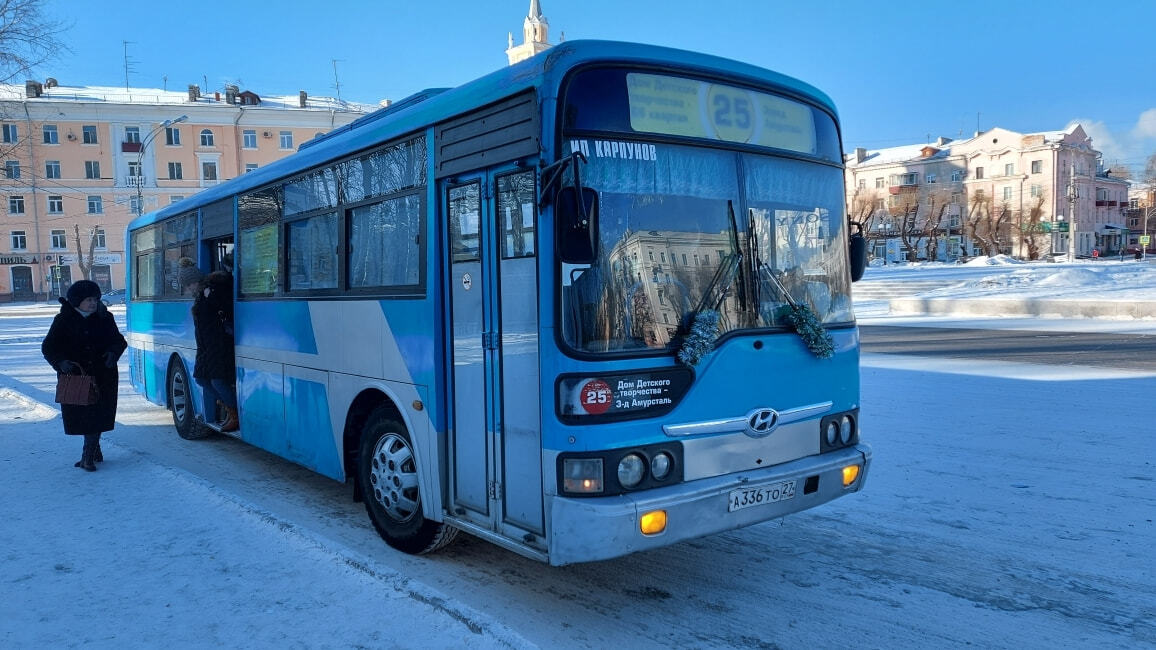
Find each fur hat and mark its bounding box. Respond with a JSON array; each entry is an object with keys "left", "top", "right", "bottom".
[
  {"left": 66, "top": 280, "right": 102, "bottom": 307},
  {"left": 177, "top": 257, "right": 205, "bottom": 288}
]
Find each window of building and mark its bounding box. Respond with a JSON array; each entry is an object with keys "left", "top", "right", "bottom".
[
  {"left": 9, "top": 195, "right": 25, "bottom": 214},
  {"left": 87, "top": 195, "right": 103, "bottom": 214},
  {"left": 200, "top": 129, "right": 214, "bottom": 146},
  {"left": 170, "top": 195, "right": 184, "bottom": 204},
  {"left": 165, "top": 126, "right": 181, "bottom": 146},
  {"left": 1031, "top": 160, "right": 1042, "bottom": 174},
  {"left": 85, "top": 161, "right": 100, "bottom": 179},
  {"left": 202, "top": 161, "right": 218, "bottom": 181},
  {"left": 1002, "top": 186, "right": 1012, "bottom": 201},
  {"left": 926, "top": 173, "right": 937, "bottom": 183},
  {"left": 130, "top": 195, "right": 142, "bottom": 215},
  {"left": 1131, "top": 198, "right": 1140, "bottom": 209},
  {"left": 42, "top": 124, "right": 58, "bottom": 144},
  {"left": 279, "top": 130, "right": 293, "bottom": 149},
  {"left": 5, "top": 161, "right": 20, "bottom": 179},
  {"left": 1030, "top": 184, "right": 1041, "bottom": 198},
  {"left": 124, "top": 126, "right": 140, "bottom": 144},
  {"left": 93, "top": 228, "right": 106, "bottom": 249},
  {"left": 47, "top": 195, "right": 62, "bottom": 213},
  {"left": 873, "top": 198, "right": 885, "bottom": 211},
  {"left": 168, "top": 162, "right": 183, "bottom": 179},
  {"left": 242, "top": 130, "right": 257, "bottom": 148},
  {"left": 874, "top": 177, "right": 885, "bottom": 188},
  {"left": 975, "top": 167, "right": 985, "bottom": 179},
  {"left": 128, "top": 161, "right": 142, "bottom": 178},
  {"left": 951, "top": 170, "right": 963, "bottom": 182},
  {"left": 45, "top": 160, "right": 60, "bottom": 179},
  {"left": 11, "top": 230, "right": 27, "bottom": 249},
  {"left": 857, "top": 178, "right": 865, "bottom": 190},
  {"left": 245, "top": 163, "right": 258, "bottom": 173},
  {"left": 1004, "top": 163, "right": 1014, "bottom": 176},
  {"left": 2, "top": 124, "right": 16, "bottom": 143},
  {"left": 50, "top": 229, "right": 66, "bottom": 249},
  {"left": 82, "top": 125, "right": 98, "bottom": 144}
]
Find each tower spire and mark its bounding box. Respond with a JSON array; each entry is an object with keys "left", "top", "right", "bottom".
[{"left": 506, "top": 0, "right": 552, "bottom": 65}]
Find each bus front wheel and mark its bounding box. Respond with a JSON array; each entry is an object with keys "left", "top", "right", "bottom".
[
  {"left": 358, "top": 406, "right": 457, "bottom": 555},
  {"left": 168, "top": 360, "right": 210, "bottom": 440}
]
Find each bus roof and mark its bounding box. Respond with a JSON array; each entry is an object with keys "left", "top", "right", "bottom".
[{"left": 127, "top": 40, "right": 839, "bottom": 232}]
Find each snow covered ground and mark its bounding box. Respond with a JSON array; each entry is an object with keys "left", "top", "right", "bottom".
[{"left": 1, "top": 259, "right": 1153, "bottom": 648}]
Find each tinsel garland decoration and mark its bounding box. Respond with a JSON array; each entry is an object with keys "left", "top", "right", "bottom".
[
  {"left": 677, "top": 309, "right": 720, "bottom": 367},
  {"left": 786, "top": 304, "right": 835, "bottom": 359}
]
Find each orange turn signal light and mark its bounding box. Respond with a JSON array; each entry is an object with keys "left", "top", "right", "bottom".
[
  {"left": 842, "top": 464, "right": 861, "bottom": 487},
  {"left": 640, "top": 510, "right": 667, "bottom": 535}
]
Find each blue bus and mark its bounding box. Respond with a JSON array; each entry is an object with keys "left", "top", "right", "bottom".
[{"left": 125, "top": 40, "right": 871, "bottom": 565}]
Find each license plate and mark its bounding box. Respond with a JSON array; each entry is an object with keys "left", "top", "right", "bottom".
[{"left": 728, "top": 480, "right": 797, "bottom": 512}]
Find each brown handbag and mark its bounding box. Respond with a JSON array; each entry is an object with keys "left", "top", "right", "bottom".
[{"left": 56, "top": 371, "right": 100, "bottom": 406}]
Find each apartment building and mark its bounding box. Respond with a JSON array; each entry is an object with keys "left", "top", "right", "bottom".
[
  {"left": 0, "top": 80, "right": 374, "bottom": 302},
  {"left": 844, "top": 124, "right": 1129, "bottom": 262}
]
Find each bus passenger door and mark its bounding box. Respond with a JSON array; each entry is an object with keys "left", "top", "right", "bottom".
[{"left": 445, "top": 167, "right": 543, "bottom": 544}]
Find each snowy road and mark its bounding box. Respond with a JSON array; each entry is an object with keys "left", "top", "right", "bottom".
[{"left": 2, "top": 305, "right": 1153, "bottom": 648}]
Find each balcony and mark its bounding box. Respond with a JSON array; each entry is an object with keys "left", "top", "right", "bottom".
[
  {"left": 125, "top": 175, "right": 145, "bottom": 187},
  {"left": 121, "top": 141, "right": 142, "bottom": 153}
]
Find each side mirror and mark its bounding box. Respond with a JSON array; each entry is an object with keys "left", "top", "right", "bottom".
[
  {"left": 848, "top": 229, "right": 867, "bottom": 282},
  {"left": 556, "top": 186, "right": 599, "bottom": 264}
]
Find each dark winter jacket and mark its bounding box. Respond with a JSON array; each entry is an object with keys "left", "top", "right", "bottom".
[
  {"left": 192, "top": 271, "right": 235, "bottom": 381},
  {"left": 41, "top": 299, "right": 128, "bottom": 435}
]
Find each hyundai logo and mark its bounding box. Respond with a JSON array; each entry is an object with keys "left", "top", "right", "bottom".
[{"left": 744, "top": 408, "right": 779, "bottom": 438}]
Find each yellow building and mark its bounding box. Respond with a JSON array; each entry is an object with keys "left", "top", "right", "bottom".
[{"left": 0, "top": 80, "right": 371, "bottom": 301}]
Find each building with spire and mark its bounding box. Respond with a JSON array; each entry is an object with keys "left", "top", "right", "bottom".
[{"left": 506, "top": 0, "right": 553, "bottom": 65}]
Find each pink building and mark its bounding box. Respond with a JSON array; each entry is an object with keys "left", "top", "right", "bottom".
[{"left": 0, "top": 80, "right": 374, "bottom": 301}]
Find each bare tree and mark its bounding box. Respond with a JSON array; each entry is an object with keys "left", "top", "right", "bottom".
[
  {"left": 72, "top": 224, "right": 100, "bottom": 281},
  {"left": 965, "top": 190, "right": 998, "bottom": 256},
  {"left": 919, "top": 187, "right": 953, "bottom": 262},
  {"left": 1018, "top": 191, "right": 1048, "bottom": 260},
  {"left": 0, "top": 0, "right": 67, "bottom": 83},
  {"left": 889, "top": 193, "right": 920, "bottom": 262}
]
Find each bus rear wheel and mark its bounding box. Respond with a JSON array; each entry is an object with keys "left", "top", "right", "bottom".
[
  {"left": 168, "top": 360, "right": 210, "bottom": 440},
  {"left": 358, "top": 406, "right": 457, "bottom": 555}
]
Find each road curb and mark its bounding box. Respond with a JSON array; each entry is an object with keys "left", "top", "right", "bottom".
[{"left": 888, "top": 297, "right": 1156, "bottom": 320}]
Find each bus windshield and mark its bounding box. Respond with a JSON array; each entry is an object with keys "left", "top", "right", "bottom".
[{"left": 561, "top": 142, "right": 853, "bottom": 354}]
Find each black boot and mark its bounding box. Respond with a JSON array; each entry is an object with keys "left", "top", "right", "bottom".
[
  {"left": 93, "top": 439, "right": 103, "bottom": 463},
  {"left": 76, "top": 437, "right": 97, "bottom": 472}
]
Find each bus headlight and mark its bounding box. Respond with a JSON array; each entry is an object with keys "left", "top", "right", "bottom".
[
  {"left": 650, "top": 452, "right": 673, "bottom": 480},
  {"left": 562, "top": 458, "right": 603, "bottom": 494},
  {"left": 617, "top": 453, "right": 645, "bottom": 488},
  {"left": 839, "top": 415, "right": 854, "bottom": 445},
  {"left": 825, "top": 420, "right": 839, "bottom": 446}
]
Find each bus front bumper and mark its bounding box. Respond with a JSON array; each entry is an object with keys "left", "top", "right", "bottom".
[{"left": 547, "top": 444, "right": 871, "bottom": 566}]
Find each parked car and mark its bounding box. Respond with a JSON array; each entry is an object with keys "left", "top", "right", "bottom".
[{"left": 101, "top": 288, "right": 125, "bottom": 306}]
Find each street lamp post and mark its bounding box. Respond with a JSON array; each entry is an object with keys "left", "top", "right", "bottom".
[{"left": 135, "top": 115, "right": 188, "bottom": 216}]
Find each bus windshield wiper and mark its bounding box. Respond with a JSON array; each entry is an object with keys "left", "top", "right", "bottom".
[{"left": 678, "top": 201, "right": 743, "bottom": 366}]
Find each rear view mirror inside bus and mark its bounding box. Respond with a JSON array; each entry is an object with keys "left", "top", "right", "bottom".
[{"left": 557, "top": 186, "right": 599, "bottom": 264}]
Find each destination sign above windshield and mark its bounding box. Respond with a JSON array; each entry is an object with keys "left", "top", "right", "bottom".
[{"left": 626, "top": 73, "right": 817, "bottom": 154}]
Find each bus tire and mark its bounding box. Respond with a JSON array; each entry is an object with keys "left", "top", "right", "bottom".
[
  {"left": 358, "top": 406, "right": 458, "bottom": 555},
  {"left": 168, "top": 360, "right": 210, "bottom": 440}
]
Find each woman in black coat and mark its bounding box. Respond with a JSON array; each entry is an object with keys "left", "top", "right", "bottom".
[
  {"left": 41, "top": 280, "right": 128, "bottom": 471},
  {"left": 178, "top": 257, "right": 238, "bottom": 432}
]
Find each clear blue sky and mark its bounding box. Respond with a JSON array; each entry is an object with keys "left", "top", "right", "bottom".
[{"left": 42, "top": 0, "right": 1156, "bottom": 174}]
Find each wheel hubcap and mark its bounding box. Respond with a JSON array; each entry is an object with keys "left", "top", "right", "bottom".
[
  {"left": 368, "top": 433, "right": 420, "bottom": 522},
  {"left": 171, "top": 371, "right": 188, "bottom": 424}
]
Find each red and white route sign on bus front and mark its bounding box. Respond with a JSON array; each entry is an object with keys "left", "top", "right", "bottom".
[{"left": 579, "top": 379, "right": 613, "bottom": 415}]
